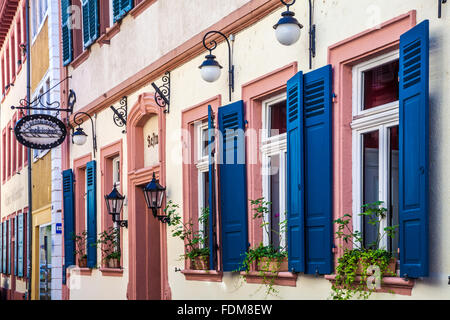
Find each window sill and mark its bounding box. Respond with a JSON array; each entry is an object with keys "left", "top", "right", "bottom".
[
  {"left": 98, "top": 23, "right": 121, "bottom": 48},
  {"left": 78, "top": 268, "right": 93, "bottom": 276},
  {"left": 181, "top": 269, "right": 223, "bottom": 282},
  {"left": 70, "top": 49, "right": 90, "bottom": 70},
  {"left": 325, "top": 274, "right": 415, "bottom": 296},
  {"left": 100, "top": 267, "right": 124, "bottom": 277},
  {"left": 130, "top": 0, "right": 157, "bottom": 18},
  {"left": 241, "top": 271, "right": 298, "bottom": 287}
]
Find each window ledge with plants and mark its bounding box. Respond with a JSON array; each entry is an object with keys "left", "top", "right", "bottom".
[
  {"left": 166, "top": 201, "right": 222, "bottom": 282},
  {"left": 239, "top": 198, "right": 296, "bottom": 296},
  {"left": 328, "top": 201, "right": 415, "bottom": 299}
]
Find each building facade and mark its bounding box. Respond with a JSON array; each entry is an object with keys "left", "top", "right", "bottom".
[
  {"left": 0, "top": 0, "right": 63, "bottom": 300},
  {"left": 1, "top": 0, "right": 449, "bottom": 300}
]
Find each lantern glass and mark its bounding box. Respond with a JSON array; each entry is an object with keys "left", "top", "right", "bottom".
[
  {"left": 105, "top": 185, "right": 125, "bottom": 221},
  {"left": 200, "top": 65, "right": 222, "bottom": 83},
  {"left": 73, "top": 128, "right": 88, "bottom": 146},
  {"left": 143, "top": 174, "right": 166, "bottom": 210},
  {"left": 275, "top": 22, "right": 301, "bottom": 46}
]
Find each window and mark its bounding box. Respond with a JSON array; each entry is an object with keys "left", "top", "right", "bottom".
[
  {"left": 2, "top": 129, "right": 6, "bottom": 183},
  {"left": 11, "top": 31, "right": 16, "bottom": 78},
  {"left": 12, "top": 114, "right": 17, "bottom": 175},
  {"left": 195, "top": 121, "right": 209, "bottom": 244},
  {"left": 112, "top": 156, "right": 120, "bottom": 187},
  {"left": 32, "top": 77, "right": 51, "bottom": 159},
  {"left": 1, "top": 56, "right": 5, "bottom": 95},
  {"left": 261, "top": 94, "right": 287, "bottom": 250},
  {"left": 352, "top": 51, "right": 400, "bottom": 255},
  {"left": 31, "top": 0, "right": 48, "bottom": 40}
]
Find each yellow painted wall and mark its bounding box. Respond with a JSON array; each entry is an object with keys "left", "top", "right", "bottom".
[
  {"left": 31, "top": 18, "right": 49, "bottom": 92},
  {"left": 31, "top": 152, "right": 52, "bottom": 210}
]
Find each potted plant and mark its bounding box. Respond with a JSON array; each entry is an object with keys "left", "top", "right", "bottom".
[
  {"left": 72, "top": 230, "right": 88, "bottom": 268},
  {"left": 166, "top": 201, "right": 210, "bottom": 270},
  {"left": 331, "top": 201, "right": 399, "bottom": 300},
  {"left": 240, "top": 198, "right": 288, "bottom": 296},
  {"left": 96, "top": 227, "right": 121, "bottom": 269}
]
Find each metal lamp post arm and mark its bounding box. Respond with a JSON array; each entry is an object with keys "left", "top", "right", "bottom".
[
  {"left": 202, "top": 30, "right": 234, "bottom": 101},
  {"left": 73, "top": 111, "right": 97, "bottom": 158}
]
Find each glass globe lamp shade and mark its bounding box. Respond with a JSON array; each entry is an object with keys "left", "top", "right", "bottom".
[
  {"left": 273, "top": 11, "right": 303, "bottom": 46},
  {"left": 72, "top": 127, "right": 88, "bottom": 146},
  {"left": 199, "top": 54, "right": 223, "bottom": 83}
]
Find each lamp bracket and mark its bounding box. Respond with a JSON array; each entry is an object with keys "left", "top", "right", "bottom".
[
  {"left": 117, "top": 220, "right": 128, "bottom": 228},
  {"left": 151, "top": 71, "right": 170, "bottom": 113},
  {"left": 110, "top": 96, "right": 128, "bottom": 133},
  {"left": 439, "top": 0, "right": 447, "bottom": 18}
]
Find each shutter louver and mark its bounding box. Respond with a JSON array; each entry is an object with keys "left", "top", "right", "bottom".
[
  {"left": 218, "top": 100, "right": 248, "bottom": 272},
  {"left": 8, "top": 219, "right": 11, "bottom": 274},
  {"left": 399, "top": 20, "right": 429, "bottom": 278},
  {"left": 208, "top": 105, "right": 217, "bottom": 271},
  {"left": 61, "top": 0, "right": 73, "bottom": 66},
  {"left": 18, "top": 213, "right": 23, "bottom": 277},
  {"left": 86, "top": 160, "right": 97, "bottom": 268},
  {"left": 14, "top": 217, "right": 17, "bottom": 276},
  {"left": 303, "top": 65, "right": 333, "bottom": 275},
  {"left": 2, "top": 222, "right": 6, "bottom": 273},
  {"left": 63, "top": 169, "right": 75, "bottom": 283},
  {"left": 113, "top": 0, "right": 133, "bottom": 23},
  {"left": 286, "top": 71, "right": 305, "bottom": 273}
]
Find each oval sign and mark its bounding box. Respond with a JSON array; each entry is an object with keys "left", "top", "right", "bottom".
[{"left": 14, "top": 114, "right": 67, "bottom": 150}]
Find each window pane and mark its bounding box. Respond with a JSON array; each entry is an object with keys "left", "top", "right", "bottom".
[
  {"left": 362, "top": 130, "right": 379, "bottom": 249},
  {"left": 269, "top": 100, "right": 286, "bottom": 137},
  {"left": 202, "top": 172, "right": 209, "bottom": 241},
  {"left": 269, "top": 154, "right": 280, "bottom": 249},
  {"left": 389, "top": 126, "right": 399, "bottom": 256},
  {"left": 201, "top": 126, "right": 208, "bottom": 158},
  {"left": 363, "top": 60, "right": 399, "bottom": 110}
]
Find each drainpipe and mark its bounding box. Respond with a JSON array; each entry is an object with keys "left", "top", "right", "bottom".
[{"left": 25, "top": 0, "right": 33, "bottom": 301}]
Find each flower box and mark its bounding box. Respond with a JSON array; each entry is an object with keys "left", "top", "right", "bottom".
[
  {"left": 190, "top": 256, "right": 209, "bottom": 270},
  {"left": 256, "top": 257, "right": 288, "bottom": 272},
  {"left": 355, "top": 258, "right": 397, "bottom": 276}
]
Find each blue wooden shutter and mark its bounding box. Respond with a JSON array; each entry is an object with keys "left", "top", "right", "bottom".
[
  {"left": 8, "top": 219, "right": 11, "bottom": 274},
  {"left": 18, "top": 213, "right": 23, "bottom": 277},
  {"left": 208, "top": 105, "right": 217, "bottom": 270},
  {"left": 63, "top": 169, "right": 75, "bottom": 283},
  {"left": 114, "top": 0, "right": 133, "bottom": 23},
  {"left": 86, "top": 160, "right": 97, "bottom": 268},
  {"left": 89, "top": 0, "right": 100, "bottom": 44},
  {"left": 286, "top": 71, "right": 305, "bottom": 273},
  {"left": 2, "top": 222, "right": 6, "bottom": 273},
  {"left": 303, "top": 65, "right": 333, "bottom": 275},
  {"left": 81, "top": 0, "right": 91, "bottom": 48},
  {"left": 399, "top": 20, "right": 429, "bottom": 279},
  {"left": 14, "top": 217, "right": 17, "bottom": 275},
  {"left": 0, "top": 222, "right": 3, "bottom": 273},
  {"left": 218, "top": 100, "right": 248, "bottom": 271},
  {"left": 61, "top": 0, "right": 73, "bottom": 66}
]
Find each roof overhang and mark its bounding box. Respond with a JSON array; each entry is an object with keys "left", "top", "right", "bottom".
[{"left": 0, "top": 0, "right": 20, "bottom": 49}]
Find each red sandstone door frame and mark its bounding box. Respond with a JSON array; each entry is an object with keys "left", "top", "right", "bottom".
[{"left": 126, "top": 93, "right": 171, "bottom": 300}]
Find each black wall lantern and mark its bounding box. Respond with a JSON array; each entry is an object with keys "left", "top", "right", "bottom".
[
  {"left": 105, "top": 184, "right": 128, "bottom": 228},
  {"left": 199, "top": 31, "right": 235, "bottom": 102},
  {"left": 143, "top": 172, "right": 169, "bottom": 223},
  {"left": 274, "top": 0, "right": 316, "bottom": 69}
]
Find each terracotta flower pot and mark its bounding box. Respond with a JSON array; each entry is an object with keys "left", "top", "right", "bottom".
[
  {"left": 107, "top": 258, "right": 120, "bottom": 269},
  {"left": 190, "top": 256, "right": 209, "bottom": 270},
  {"left": 78, "top": 256, "right": 87, "bottom": 268},
  {"left": 356, "top": 258, "right": 397, "bottom": 276},
  {"left": 256, "top": 257, "right": 288, "bottom": 272}
]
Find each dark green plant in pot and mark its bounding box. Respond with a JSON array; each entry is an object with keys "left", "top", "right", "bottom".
[
  {"left": 239, "top": 198, "right": 288, "bottom": 297},
  {"left": 332, "top": 201, "right": 398, "bottom": 300},
  {"left": 167, "top": 200, "right": 210, "bottom": 270},
  {"left": 72, "top": 230, "right": 88, "bottom": 267}
]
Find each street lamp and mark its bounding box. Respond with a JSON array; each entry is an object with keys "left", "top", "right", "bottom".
[
  {"left": 71, "top": 111, "right": 97, "bottom": 158},
  {"left": 143, "top": 172, "right": 169, "bottom": 223},
  {"left": 199, "top": 30, "right": 234, "bottom": 101},
  {"left": 273, "top": 0, "right": 303, "bottom": 46},
  {"left": 72, "top": 127, "right": 87, "bottom": 146},
  {"left": 105, "top": 184, "right": 127, "bottom": 228}
]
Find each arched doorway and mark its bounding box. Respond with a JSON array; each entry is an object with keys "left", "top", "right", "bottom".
[{"left": 126, "top": 93, "right": 171, "bottom": 300}]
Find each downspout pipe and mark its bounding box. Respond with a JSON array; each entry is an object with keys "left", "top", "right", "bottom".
[{"left": 25, "top": 0, "right": 32, "bottom": 301}]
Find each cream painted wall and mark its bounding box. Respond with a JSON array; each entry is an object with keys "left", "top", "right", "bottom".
[
  {"left": 143, "top": 115, "right": 159, "bottom": 168},
  {"left": 68, "top": 0, "right": 450, "bottom": 300}
]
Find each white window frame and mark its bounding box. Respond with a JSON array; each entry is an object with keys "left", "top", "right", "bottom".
[
  {"left": 112, "top": 156, "right": 120, "bottom": 187},
  {"left": 261, "top": 93, "right": 287, "bottom": 249},
  {"left": 195, "top": 121, "right": 209, "bottom": 243},
  {"left": 351, "top": 50, "right": 400, "bottom": 250}
]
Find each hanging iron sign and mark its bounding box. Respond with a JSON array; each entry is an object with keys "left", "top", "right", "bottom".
[{"left": 14, "top": 114, "right": 67, "bottom": 150}]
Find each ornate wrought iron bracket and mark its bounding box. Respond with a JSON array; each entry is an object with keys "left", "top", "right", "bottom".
[
  {"left": 309, "top": 0, "right": 316, "bottom": 69},
  {"left": 116, "top": 220, "right": 128, "bottom": 228},
  {"left": 11, "top": 76, "right": 74, "bottom": 115},
  {"left": 151, "top": 71, "right": 170, "bottom": 113},
  {"left": 439, "top": 0, "right": 447, "bottom": 18},
  {"left": 110, "top": 96, "right": 128, "bottom": 134}
]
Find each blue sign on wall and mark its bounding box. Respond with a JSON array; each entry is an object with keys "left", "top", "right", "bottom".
[{"left": 56, "top": 223, "right": 63, "bottom": 234}]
